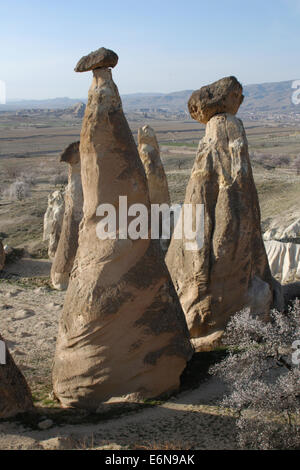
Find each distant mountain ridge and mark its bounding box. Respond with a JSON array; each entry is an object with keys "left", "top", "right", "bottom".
[
  {"left": 1, "top": 80, "right": 299, "bottom": 115},
  {"left": 242, "top": 80, "right": 298, "bottom": 114},
  {"left": 1, "top": 97, "right": 83, "bottom": 110}
]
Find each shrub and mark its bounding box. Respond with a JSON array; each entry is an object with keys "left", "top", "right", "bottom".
[
  {"left": 52, "top": 174, "right": 68, "bottom": 186},
  {"left": 210, "top": 302, "right": 300, "bottom": 449},
  {"left": 250, "top": 152, "right": 291, "bottom": 169},
  {"left": 5, "top": 180, "right": 31, "bottom": 201}
]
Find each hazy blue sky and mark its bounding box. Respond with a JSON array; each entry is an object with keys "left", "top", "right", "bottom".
[{"left": 1, "top": 0, "right": 300, "bottom": 99}]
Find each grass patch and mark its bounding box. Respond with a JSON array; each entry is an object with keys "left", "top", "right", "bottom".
[
  {"left": 0, "top": 275, "right": 52, "bottom": 289},
  {"left": 164, "top": 141, "right": 198, "bottom": 148}
]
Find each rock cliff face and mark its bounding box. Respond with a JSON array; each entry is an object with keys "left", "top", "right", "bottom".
[
  {"left": 265, "top": 240, "right": 300, "bottom": 284},
  {"left": 0, "top": 334, "right": 33, "bottom": 418},
  {"left": 51, "top": 142, "right": 83, "bottom": 290},
  {"left": 264, "top": 218, "right": 300, "bottom": 284},
  {"left": 264, "top": 218, "right": 300, "bottom": 242},
  {"left": 52, "top": 49, "right": 192, "bottom": 409},
  {"left": 43, "top": 189, "right": 65, "bottom": 260},
  {"left": 166, "top": 77, "right": 281, "bottom": 351}
]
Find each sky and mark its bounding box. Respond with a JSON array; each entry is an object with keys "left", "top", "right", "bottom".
[{"left": 0, "top": 0, "right": 300, "bottom": 100}]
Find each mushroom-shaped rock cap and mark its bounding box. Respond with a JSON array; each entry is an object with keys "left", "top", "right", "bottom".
[
  {"left": 75, "top": 47, "right": 118, "bottom": 72},
  {"left": 188, "top": 76, "right": 244, "bottom": 124},
  {"left": 60, "top": 141, "right": 80, "bottom": 164}
]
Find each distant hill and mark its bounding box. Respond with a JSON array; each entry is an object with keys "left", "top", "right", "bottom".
[
  {"left": 121, "top": 90, "right": 193, "bottom": 112},
  {"left": 0, "top": 80, "right": 299, "bottom": 116},
  {"left": 242, "top": 80, "right": 298, "bottom": 114},
  {"left": 0, "top": 97, "right": 84, "bottom": 110},
  {"left": 123, "top": 81, "right": 299, "bottom": 115}
]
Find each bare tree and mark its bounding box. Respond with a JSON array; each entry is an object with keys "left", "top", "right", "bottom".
[
  {"left": 250, "top": 152, "right": 292, "bottom": 169},
  {"left": 210, "top": 302, "right": 300, "bottom": 449},
  {"left": 4, "top": 180, "right": 31, "bottom": 201}
]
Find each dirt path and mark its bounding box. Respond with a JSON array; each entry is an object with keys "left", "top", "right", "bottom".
[
  {"left": 0, "top": 376, "right": 237, "bottom": 450},
  {"left": 3, "top": 258, "right": 52, "bottom": 278}
]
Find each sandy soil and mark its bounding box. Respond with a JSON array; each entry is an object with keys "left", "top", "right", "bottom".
[{"left": 0, "top": 377, "right": 236, "bottom": 450}]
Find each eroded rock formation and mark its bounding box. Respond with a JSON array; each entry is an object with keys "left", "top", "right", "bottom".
[
  {"left": 138, "top": 125, "right": 170, "bottom": 206},
  {"left": 265, "top": 240, "right": 300, "bottom": 284},
  {"left": 264, "top": 218, "right": 300, "bottom": 284},
  {"left": 43, "top": 189, "right": 65, "bottom": 260},
  {"left": 51, "top": 142, "right": 83, "bottom": 290},
  {"left": 74, "top": 47, "right": 118, "bottom": 72},
  {"left": 166, "top": 77, "right": 282, "bottom": 352},
  {"left": 52, "top": 48, "right": 192, "bottom": 409},
  {"left": 138, "top": 125, "right": 171, "bottom": 251},
  {"left": 188, "top": 76, "right": 244, "bottom": 124},
  {"left": 70, "top": 102, "right": 86, "bottom": 118},
  {"left": 0, "top": 334, "right": 33, "bottom": 418},
  {"left": 264, "top": 218, "right": 300, "bottom": 242}
]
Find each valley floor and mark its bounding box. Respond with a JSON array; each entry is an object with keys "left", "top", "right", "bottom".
[{"left": 0, "top": 259, "right": 237, "bottom": 451}]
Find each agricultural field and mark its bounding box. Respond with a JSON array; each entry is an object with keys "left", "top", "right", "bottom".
[{"left": 1, "top": 115, "right": 299, "bottom": 253}]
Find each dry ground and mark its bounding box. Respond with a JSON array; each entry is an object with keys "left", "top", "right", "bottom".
[
  {"left": 0, "top": 260, "right": 236, "bottom": 451},
  {"left": 0, "top": 115, "right": 299, "bottom": 450},
  {"left": 1, "top": 119, "right": 300, "bottom": 253}
]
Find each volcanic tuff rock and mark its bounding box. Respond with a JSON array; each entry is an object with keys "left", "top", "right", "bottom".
[
  {"left": 138, "top": 125, "right": 171, "bottom": 252},
  {"left": 263, "top": 218, "right": 300, "bottom": 284},
  {"left": 166, "top": 112, "right": 282, "bottom": 351},
  {"left": 70, "top": 102, "right": 86, "bottom": 118},
  {"left": 74, "top": 47, "right": 118, "bottom": 72},
  {"left": 264, "top": 218, "right": 300, "bottom": 242},
  {"left": 0, "top": 334, "right": 33, "bottom": 418},
  {"left": 188, "top": 76, "right": 244, "bottom": 124},
  {"left": 265, "top": 240, "right": 300, "bottom": 284},
  {"left": 52, "top": 49, "right": 192, "bottom": 409},
  {"left": 138, "top": 125, "right": 170, "bottom": 206},
  {"left": 51, "top": 142, "right": 83, "bottom": 290},
  {"left": 43, "top": 189, "right": 65, "bottom": 260}
]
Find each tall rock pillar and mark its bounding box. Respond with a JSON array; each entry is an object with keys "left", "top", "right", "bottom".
[
  {"left": 166, "top": 76, "right": 282, "bottom": 351},
  {"left": 51, "top": 141, "right": 83, "bottom": 290},
  {"left": 52, "top": 48, "right": 192, "bottom": 409}
]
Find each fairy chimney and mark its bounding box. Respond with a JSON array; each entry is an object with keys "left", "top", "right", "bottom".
[
  {"left": 52, "top": 48, "right": 192, "bottom": 409},
  {"left": 166, "top": 76, "right": 283, "bottom": 352},
  {"left": 51, "top": 141, "right": 83, "bottom": 290}
]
